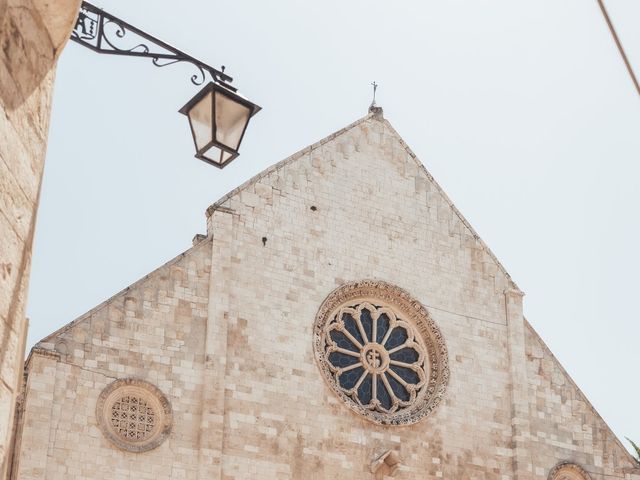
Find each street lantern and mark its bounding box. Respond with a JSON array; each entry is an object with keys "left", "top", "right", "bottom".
[
  {"left": 179, "top": 82, "right": 261, "bottom": 168},
  {"left": 70, "top": 1, "right": 260, "bottom": 169}
]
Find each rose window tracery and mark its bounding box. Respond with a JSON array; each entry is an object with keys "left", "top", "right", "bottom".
[
  {"left": 314, "top": 280, "right": 449, "bottom": 425},
  {"left": 326, "top": 302, "right": 427, "bottom": 412},
  {"left": 110, "top": 394, "right": 156, "bottom": 441},
  {"left": 96, "top": 378, "right": 172, "bottom": 452}
]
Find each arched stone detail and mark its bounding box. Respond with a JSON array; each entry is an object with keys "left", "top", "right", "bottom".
[{"left": 548, "top": 462, "right": 593, "bottom": 480}]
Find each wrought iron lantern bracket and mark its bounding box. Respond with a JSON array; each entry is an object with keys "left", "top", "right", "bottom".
[
  {"left": 69, "top": 1, "right": 261, "bottom": 169},
  {"left": 70, "top": 1, "right": 235, "bottom": 90}
]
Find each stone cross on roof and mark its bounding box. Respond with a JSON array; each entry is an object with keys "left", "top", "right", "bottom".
[{"left": 369, "top": 81, "right": 383, "bottom": 116}]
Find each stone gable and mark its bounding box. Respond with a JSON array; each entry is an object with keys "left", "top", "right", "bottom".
[
  {"left": 10, "top": 112, "right": 640, "bottom": 480},
  {"left": 524, "top": 322, "right": 635, "bottom": 477},
  {"left": 12, "top": 240, "right": 211, "bottom": 479}
]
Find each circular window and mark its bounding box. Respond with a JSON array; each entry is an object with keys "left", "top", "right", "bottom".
[
  {"left": 548, "top": 462, "right": 592, "bottom": 480},
  {"left": 96, "top": 378, "right": 172, "bottom": 452},
  {"left": 313, "top": 280, "right": 449, "bottom": 425}
]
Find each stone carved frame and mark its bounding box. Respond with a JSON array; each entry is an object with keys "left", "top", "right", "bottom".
[
  {"left": 548, "top": 462, "right": 592, "bottom": 480},
  {"left": 96, "top": 378, "right": 173, "bottom": 453},
  {"left": 313, "top": 280, "right": 449, "bottom": 425}
]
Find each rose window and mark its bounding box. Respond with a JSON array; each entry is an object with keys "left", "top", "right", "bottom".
[
  {"left": 326, "top": 302, "right": 426, "bottom": 412},
  {"left": 96, "top": 378, "right": 172, "bottom": 452},
  {"left": 314, "top": 281, "right": 449, "bottom": 426}
]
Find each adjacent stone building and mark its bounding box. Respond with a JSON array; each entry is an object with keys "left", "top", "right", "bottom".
[
  {"left": 0, "top": 2, "right": 80, "bottom": 477},
  {"left": 8, "top": 111, "right": 640, "bottom": 479}
]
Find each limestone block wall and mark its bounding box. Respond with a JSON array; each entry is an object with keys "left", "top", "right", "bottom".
[
  {"left": 202, "top": 114, "right": 638, "bottom": 479},
  {"left": 200, "top": 114, "right": 519, "bottom": 479},
  {"left": 9, "top": 113, "right": 640, "bottom": 480},
  {"left": 524, "top": 323, "right": 638, "bottom": 479},
  {"left": 11, "top": 241, "right": 211, "bottom": 479},
  {"left": 0, "top": 1, "right": 80, "bottom": 477}
]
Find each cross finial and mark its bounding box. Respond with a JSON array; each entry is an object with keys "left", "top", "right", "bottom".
[
  {"left": 368, "top": 81, "right": 383, "bottom": 117},
  {"left": 370, "top": 81, "right": 378, "bottom": 107}
]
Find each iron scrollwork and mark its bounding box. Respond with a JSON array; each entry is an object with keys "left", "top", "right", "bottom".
[{"left": 71, "top": 1, "right": 235, "bottom": 89}]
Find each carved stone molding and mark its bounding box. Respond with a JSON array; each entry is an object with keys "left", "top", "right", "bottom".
[
  {"left": 96, "top": 378, "right": 172, "bottom": 453},
  {"left": 313, "top": 280, "right": 449, "bottom": 425},
  {"left": 548, "top": 462, "right": 592, "bottom": 480},
  {"left": 371, "top": 449, "right": 401, "bottom": 477}
]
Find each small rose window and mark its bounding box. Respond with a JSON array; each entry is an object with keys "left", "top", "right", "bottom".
[
  {"left": 96, "top": 379, "right": 172, "bottom": 452},
  {"left": 548, "top": 463, "right": 592, "bottom": 480}
]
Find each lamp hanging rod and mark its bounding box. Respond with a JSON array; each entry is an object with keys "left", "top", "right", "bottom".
[{"left": 70, "top": 1, "right": 236, "bottom": 90}]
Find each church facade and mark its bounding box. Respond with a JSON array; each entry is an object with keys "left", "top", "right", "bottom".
[{"left": 8, "top": 111, "right": 639, "bottom": 479}]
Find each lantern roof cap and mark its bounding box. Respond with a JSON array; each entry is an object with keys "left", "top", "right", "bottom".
[{"left": 178, "top": 81, "right": 261, "bottom": 118}]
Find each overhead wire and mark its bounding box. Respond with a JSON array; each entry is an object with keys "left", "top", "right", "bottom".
[{"left": 596, "top": 0, "right": 640, "bottom": 97}]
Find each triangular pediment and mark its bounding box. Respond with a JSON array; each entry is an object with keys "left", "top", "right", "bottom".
[
  {"left": 207, "top": 110, "right": 518, "bottom": 294},
  {"left": 24, "top": 111, "right": 639, "bottom": 478}
]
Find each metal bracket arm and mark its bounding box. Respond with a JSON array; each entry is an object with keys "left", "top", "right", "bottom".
[{"left": 70, "top": 1, "right": 235, "bottom": 89}]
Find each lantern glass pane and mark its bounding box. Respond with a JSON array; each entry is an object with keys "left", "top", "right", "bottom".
[
  {"left": 214, "top": 92, "right": 252, "bottom": 151},
  {"left": 187, "top": 92, "right": 213, "bottom": 151},
  {"left": 202, "top": 145, "right": 234, "bottom": 165}
]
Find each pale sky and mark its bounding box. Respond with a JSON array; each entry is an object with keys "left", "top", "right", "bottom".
[{"left": 27, "top": 0, "right": 640, "bottom": 454}]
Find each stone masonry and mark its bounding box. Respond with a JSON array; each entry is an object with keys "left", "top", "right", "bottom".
[
  {"left": 9, "top": 112, "right": 640, "bottom": 479},
  {"left": 0, "top": 1, "right": 80, "bottom": 478}
]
